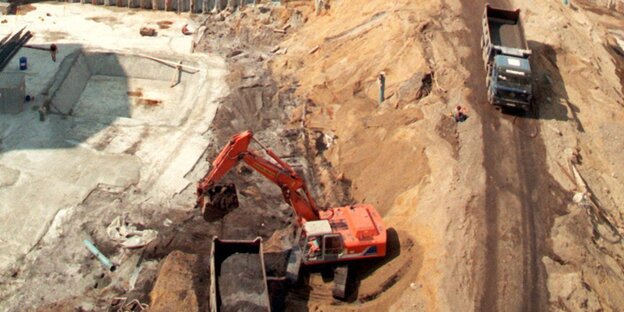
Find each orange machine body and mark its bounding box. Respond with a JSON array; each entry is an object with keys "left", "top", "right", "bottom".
[{"left": 196, "top": 130, "right": 387, "bottom": 265}]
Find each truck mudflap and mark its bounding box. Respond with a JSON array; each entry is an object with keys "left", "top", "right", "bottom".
[{"left": 210, "top": 237, "right": 271, "bottom": 312}]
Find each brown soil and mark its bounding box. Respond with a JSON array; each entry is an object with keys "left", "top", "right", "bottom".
[
  {"left": 10, "top": 0, "right": 624, "bottom": 311},
  {"left": 149, "top": 251, "right": 200, "bottom": 312}
]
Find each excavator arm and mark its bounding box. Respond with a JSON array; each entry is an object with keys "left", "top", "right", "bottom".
[{"left": 197, "top": 131, "right": 319, "bottom": 223}]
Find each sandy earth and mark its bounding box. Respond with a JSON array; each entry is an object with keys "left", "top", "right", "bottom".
[
  {"left": 0, "top": 0, "right": 623, "bottom": 311},
  {"left": 273, "top": 0, "right": 624, "bottom": 311}
]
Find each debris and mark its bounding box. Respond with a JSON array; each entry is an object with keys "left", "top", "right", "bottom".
[
  {"left": 111, "top": 297, "right": 149, "bottom": 312},
  {"left": 1, "top": 20, "right": 7, "bottom": 24},
  {"left": 226, "top": 50, "right": 243, "bottom": 58},
  {"left": 129, "top": 265, "right": 143, "bottom": 291},
  {"left": 214, "top": 14, "right": 225, "bottom": 22},
  {"left": 156, "top": 20, "right": 173, "bottom": 29},
  {"left": 273, "top": 28, "right": 286, "bottom": 34},
  {"left": 181, "top": 23, "right": 196, "bottom": 35},
  {"left": 0, "top": 28, "right": 33, "bottom": 72},
  {"left": 136, "top": 99, "right": 162, "bottom": 106},
  {"left": 170, "top": 61, "right": 182, "bottom": 88},
  {"left": 106, "top": 216, "right": 158, "bottom": 249},
  {"left": 547, "top": 124, "right": 563, "bottom": 136},
  {"left": 83, "top": 239, "right": 117, "bottom": 272},
  {"left": 270, "top": 45, "right": 281, "bottom": 53},
  {"left": 139, "top": 27, "right": 157, "bottom": 37},
  {"left": 163, "top": 218, "right": 173, "bottom": 227},
  {"left": 308, "top": 45, "right": 320, "bottom": 54},
  {"left": 137, "top": 53, "right": 200, "bottom": 72}
]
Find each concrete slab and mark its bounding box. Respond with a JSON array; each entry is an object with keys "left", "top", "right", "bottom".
[{"left": 0, "top": 3, "right": 228, "bottom": 272}]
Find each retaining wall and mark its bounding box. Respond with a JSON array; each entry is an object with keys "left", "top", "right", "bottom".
[{"left": 56, "top": 0, "right": 279, "bottom": 13}]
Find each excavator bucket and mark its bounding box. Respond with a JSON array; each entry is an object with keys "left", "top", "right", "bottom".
[{"left": 201, "top": 184, "right": 239, "bottom": 222}]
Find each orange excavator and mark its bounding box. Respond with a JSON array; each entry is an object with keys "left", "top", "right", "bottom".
[{"left": 196, "top": 130, "right": 387, "bottom": 298}]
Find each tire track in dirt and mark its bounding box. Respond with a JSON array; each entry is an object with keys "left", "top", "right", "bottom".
[{"left": 457, "top": 0, "right": 569, "bottom": 310}]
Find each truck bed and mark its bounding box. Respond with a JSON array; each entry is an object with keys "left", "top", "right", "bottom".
[
  {"left": 210, "top": 238, "right": 271, "bottom": 312},
  {"left": 486, "top": 5, "right": 528, "bottom": 50}
]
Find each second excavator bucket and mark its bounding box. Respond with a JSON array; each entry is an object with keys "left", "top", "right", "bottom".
[{"left": 201, "top": 184, "right": 239, "bottom": 222}]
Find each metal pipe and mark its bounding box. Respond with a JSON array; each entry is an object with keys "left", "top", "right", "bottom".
[{"left": 83, "top": 239, "right": 117, "bottom": 272}]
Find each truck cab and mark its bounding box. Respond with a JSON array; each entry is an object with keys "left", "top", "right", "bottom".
[
  {"left": 482, "top": 4, "right": 534, "bottom": 111},
  {"left": 487, "top": 55, "right": 533, "bottom": 110}
]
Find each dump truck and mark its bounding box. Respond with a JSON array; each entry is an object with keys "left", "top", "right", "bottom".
[
  {"left": 209, "top": 237, "right": 271, "bottom": 312},
  {"left": 481, "top": 4, "right": 533, "bottom": 111}
]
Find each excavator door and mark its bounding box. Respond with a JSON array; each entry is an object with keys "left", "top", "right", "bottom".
[{"left": 201, "top": 184, "right": 239, "bottom": 222}]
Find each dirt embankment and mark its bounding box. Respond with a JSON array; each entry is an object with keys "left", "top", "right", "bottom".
[
  {"left": 274, "top": 0, "right": 489, "bottom": 310},
  {"left": 274, "top": 0, "right": 624, "bottom": 311}
]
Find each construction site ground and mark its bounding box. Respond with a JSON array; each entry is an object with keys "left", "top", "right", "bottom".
[{"left": 1, "top": 0, "right": 624, "bottom": 311}]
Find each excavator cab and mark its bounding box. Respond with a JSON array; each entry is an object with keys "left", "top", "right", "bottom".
[
  {"left": 302, "top": 221, "right": 344, "bottom": 263},
  {"left": 201, "top": 183, "right": 239, "bottom": 222}
]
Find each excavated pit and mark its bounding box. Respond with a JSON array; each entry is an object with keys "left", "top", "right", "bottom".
[{"left": 46, "top": 51, "right": 202, "bottom": 126}]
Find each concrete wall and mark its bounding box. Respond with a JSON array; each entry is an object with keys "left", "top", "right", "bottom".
[
  {"left": 49, "top": 52, "right": 92, "bottom": 114},
  {"left": 84, "top": 53, "right": 195, "bottom": 82}
]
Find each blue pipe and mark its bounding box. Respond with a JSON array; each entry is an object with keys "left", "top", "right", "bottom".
[{"left": 84, "top": 239, "right": 117, "bottom": 272}]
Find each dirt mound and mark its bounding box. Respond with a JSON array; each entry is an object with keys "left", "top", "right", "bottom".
[{"left": 149, "top": 251, "right": 200, "bottom": 312}]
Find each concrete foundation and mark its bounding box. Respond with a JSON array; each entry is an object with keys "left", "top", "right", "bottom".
[
  {"left": 0, "top": 73, "right": 25, "bottom": 114},
  {"left": 57, "top": 0, "right": 274, "bottom": 13},
  {"left": 45, "top": 51, "right": 199, "bottom": 126}
]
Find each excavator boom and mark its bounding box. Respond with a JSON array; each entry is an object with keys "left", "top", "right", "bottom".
[{"left": 196, "top": 131, "right": 319, "bottom": 223}]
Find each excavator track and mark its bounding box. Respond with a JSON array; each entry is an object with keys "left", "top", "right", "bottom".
[{"left": 332, "top": 264, "right": 349, "bottom": 300}]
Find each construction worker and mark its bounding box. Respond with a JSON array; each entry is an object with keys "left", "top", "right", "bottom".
[
  {"left": 307, "top": 237, "right": 321, "bottom": 258},
  {"left": 452, "top": 105, "right": 469, "bottom": 122}
]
